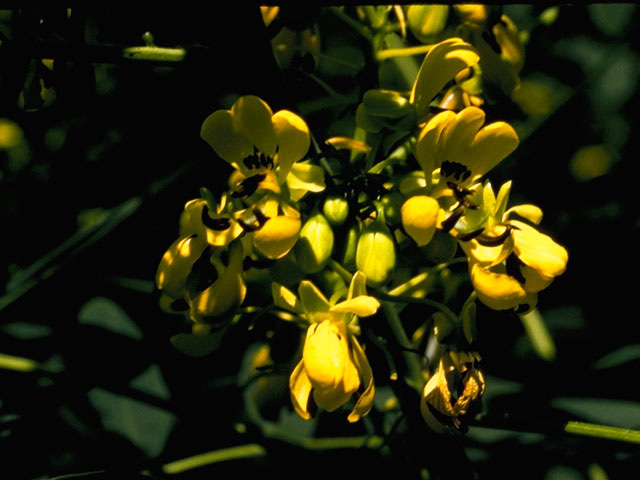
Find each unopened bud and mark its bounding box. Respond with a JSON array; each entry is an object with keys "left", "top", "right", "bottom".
[
  {"left": 356, "top": 204, "right": 396, "bottom": 287},
  {"left": 295, "top": 211, "right": 334, "bottom": 273}
]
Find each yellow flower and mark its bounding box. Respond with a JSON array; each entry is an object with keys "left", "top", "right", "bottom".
[
  {"left": 459, "top": 183, "right": 568, "bottom": 311},
  {"left": 415, "top": 106, "right": 519, "bottom": 188},
  {"left": 200, "top": 95, "right": 324, "bottom": 200},
  {"left": 420, "top": 350, "right": 485, "bottom": 432},
  {"left": 188, "top": 240, "right": 247, "bottom": 322},
  {"left": 179, "top": 195, "right": 244, "bottom": 248},
  {"left": 284, "top": 271, "right": 379, "bottom": 422}
]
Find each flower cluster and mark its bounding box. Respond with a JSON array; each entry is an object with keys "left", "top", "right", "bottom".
[{"left": 156, "top": 6, "right": 568, "bottom": 434}]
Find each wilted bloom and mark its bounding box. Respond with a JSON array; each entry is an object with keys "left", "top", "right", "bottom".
[
  {"left": 421, "top": 350, "right": 485, "bottom": 432},
  {"left": 274, "top": 271, "right": 380, "bottom": 422}
]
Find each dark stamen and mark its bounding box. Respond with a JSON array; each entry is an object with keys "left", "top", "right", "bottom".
[
  {"left": 231, "top": 174, "right": 267, "bottom": 198},
  {"left": 441, "top": 206, "right": 464, "bottom": 233},
  {"left": 475, "top": 226, "right": 513, "bottom": 246},
  {"left": 201, "top": 206, "right": 231, "bottom": 231}
]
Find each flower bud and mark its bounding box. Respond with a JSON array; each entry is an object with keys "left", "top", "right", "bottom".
[
  {"left": 406, "top": 5, "right": 449, "bottom": 43},
  {"left": 381, "top": 191, "right": 405, "bottom": 226},
  {"left": 295, "top": 211, "right": 334, "bottom": 274},
  {"left": 322, "top": 195, "right": 349, "bottom": 226},
  {"left": 356, "top": 205, "right": 396, "bottom": 287}
]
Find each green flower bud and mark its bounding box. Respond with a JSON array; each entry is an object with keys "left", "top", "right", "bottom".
[
  {"left": 420, "top": 230, "right": 458, "bottom": 264},
  {"left": 381, "top": 191, "right": 405, "bottom": 226},
  {"left": 356, "top": 204, "right": 396, "bottom": 287},
  {"left": 323, "top": 195, "right": 350, "bottom": 226},
  {"left": 294, "top": 211, "right": 334, "bottom": 274},
  {"left": 362, "top": 89, "right": 414, "bottom": 119},
  {"left": 406, "top": 5, "right": 449, "bottom": 43}
]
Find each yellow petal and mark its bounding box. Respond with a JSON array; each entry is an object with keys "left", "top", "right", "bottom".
[
  {"left": 330, "top": 295, "right": 381, "bottom": 317},
  {"left": 505, "top": 204, "right": 543, "bottom": 224},
  {"left": 459, "top": 227, "right": 513, "bottom": 266},
  {"left": 298, "top": 280, "right": 331, "bottom": 322},
  {"left": 289, "top": 360, "right": 313, "bottom": 420},
  {"left": 410, "top": 38, "right": 479, "bottom": 120},
  {"left": 156, "top": 235, "right": 207, "bottom": 299},
  {"left": 420, "top": 359, "right": 454, "bottom": 433},
  {"left": 303, "top": 320, "right": 359, "bottom": 411},
  {"left": 348, "top": 335, "right": 375, "bottom": 422},
  {"left": 273, "top": 110, "right": 310, "bottom": 182},
  {"left": 415, "top": 110, "right": 455, "bottom": 177},
  {"left": 231, "top": 95, "right": 277, "bottom": 157},
  {"left": 179, "top": 199, "right": 207, "bottom": 238},
  {"left": 286, "top": 163, "right": 326, "bottom": 201},
  {"left": 510, "top": 220, "right": 568, "bottom": 278},
  {"left": 200, "top": 109, "right": 253, "bottom": 166},
  {"left": 520, "top": 265, "right": 553, "bottom": 293},
  {"left": 401, "top": 195, "right": 440, "bottom": 246},
  {"left": 252, "top": 215, "right": 301, "bottom": 259},
  {"left": 465, "top": 120, "right": 519, "bottom": 181},
  {"left": 442, "top": 107, "right": 485, "bottom": 168},
  {"left": 271, "top": 282, "right": 304, "bottom": 314},
  {"left": 470, "top": 261, "right": 527, "bottom": 310},
  {"left": 347, "top": 271, "right": 368, "bottom": 300},
  {"left": 190, "top": 241, "right": 247, "bottom": 320}
]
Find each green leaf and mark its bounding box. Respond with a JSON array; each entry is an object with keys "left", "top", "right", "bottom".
[
  {"left": 78, "top": 296, "right": 143, "bottom": 341},
  {"left": 170, "top": 330, "right": 225, "bottom": 357},
  {"left": 552, "top": 397, "right": 640, "bottom": 429},
  {"left": 593, "top": 344, "right": 640, "bottom": 370},
  {"left": 588, "top": 4, "right": 636, "bottom": 36},
  {"left": 88, "top": 388, "right": 176, "bottom": 457}
]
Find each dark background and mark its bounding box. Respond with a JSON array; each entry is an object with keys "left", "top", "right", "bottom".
[{"left": 1, "top": 5, "right": 639, "bottom": 480}]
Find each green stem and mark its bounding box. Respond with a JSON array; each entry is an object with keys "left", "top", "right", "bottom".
[
  {"left": 329, "top": 7, "right": 373, "bottom": 41},
  {"left": 379, "top": 288, "right": 424, "bottom": 391},
  {"left": 162, "top": 444, "right": 267, "bottom": 474},
  {"left": 565, "top": 421, "right": 640, "bottom": 444},
  {"left": 375, "top": 290, "right": 458, "bottom": 326},
  {"left": 376, "top": 44, "right": 435, "bottom": 61},
  {"left": 121, "top": 45, "right": 186, "bottom": 62}
]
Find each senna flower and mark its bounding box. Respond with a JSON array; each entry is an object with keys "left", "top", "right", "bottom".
[
  {"left": 274, "top": 271, "right": 380, "bottom": 422},
  {"left": 179, "top": 194, "right": 244, "bottom": 248},
  {"left": 415, "top": 106, "right": 519, "bottom": 189},
  {"left": 459, "top": 182, "right": 568, "bottom": 310},
  {"left": 421, "top": 350, "right": 485, "bottom": 433},
  {"left": 188, "top": 240, "right": 247, "bottom": 322},
  {"left": 200, "top": 95, "right": 324, "bottom": 201}
]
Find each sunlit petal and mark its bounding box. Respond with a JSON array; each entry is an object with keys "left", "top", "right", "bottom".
[
  {"left": 347, "top": 335, "right": 375, "bottom": 423},
  {"left": 252, "top": 215, "right": 301, "bottom": 259},
  {"left": 273, "top": 110, "right": 310, "bottom": 182},
  {"left": 200, "top": 109, "right": 253, "bottom": 166},
  {"left": 232, "top": 95, "right": 277, "bottom": 157},
  {"left": 289, "top": 360, "right": 313, "bottom": 420},
  {"left": 465, "top": 121, "right": 519, "bottom": 181}
]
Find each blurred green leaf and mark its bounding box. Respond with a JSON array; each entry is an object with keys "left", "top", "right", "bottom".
[
  {"left": 593, "top": 344, "right": 640, "bottom": 370},
  {"left": 552, "top": 398, "right": 640, "bottom": 429},
  {"left": 88, "top": 387, "right": 176, "bottom": 457},
  {"left": 130, "top": 365, "right": 171, "bottom": 401},
  {"left": 588, "top": 4, "right": 636, "bottom": 36},
  {"left": 78, "top": 296, "right": 143, "bottom": 341},
  {"left": 0, "top": 321, "right": 52, "bottom": 340},
  {"left": 170, "top": 329, "right": 226, "bottom": 357}
]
